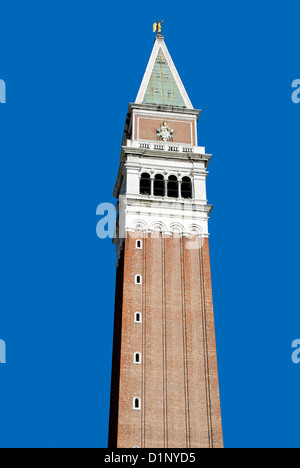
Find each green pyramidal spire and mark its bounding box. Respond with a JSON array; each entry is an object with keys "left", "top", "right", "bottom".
[
  {"left": 142, "top": 48, "right": 186, "bottom": 107},
  {"left": 136, "top": 34, "right": 193, "bottom": 109}
]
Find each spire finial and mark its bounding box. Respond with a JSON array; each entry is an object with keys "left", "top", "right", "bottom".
[{"left": 153, "top": 20, "right": 164, "bottom": 35}]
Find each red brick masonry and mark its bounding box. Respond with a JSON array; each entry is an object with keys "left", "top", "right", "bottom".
[
  {"left": 109, "top": 233, "right": 223, "bottom": 449},
  {"left": 134, "top": 115, "right": 197, "bottom": 146}
]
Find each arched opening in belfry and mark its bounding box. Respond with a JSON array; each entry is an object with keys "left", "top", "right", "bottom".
[
  {"left": 181, "top": 177, "right": 192, "bottom": 199},
  {"left": 154, "top": 174, "right": 165, "bottom": 197},
  {"left": 168, "top": 175, "right": 178, "bottom": 198},
  {"left": 140, "top": 173, "right": 151, "bottom": 195}
]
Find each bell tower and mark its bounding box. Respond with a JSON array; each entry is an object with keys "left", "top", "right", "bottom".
[{"left": 108, "top": 26, "right": 223, "bottom": 449}]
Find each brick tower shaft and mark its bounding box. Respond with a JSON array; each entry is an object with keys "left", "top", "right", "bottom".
[{"left": 108, "top": 29, "right": 223, "bottom": 449}]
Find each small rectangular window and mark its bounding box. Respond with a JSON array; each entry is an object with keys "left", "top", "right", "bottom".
[
  {"left": 134, "top": 352, "right": 142, "bottom": 364},
  {"left": 135, "top": 312, "right": 142, "bottom": 324},
  {"left": 135, "top": 275, "right": 142, "bottom": 285},
  {"left": 133, "top": 397, "right": 141, "bottom": 411}
]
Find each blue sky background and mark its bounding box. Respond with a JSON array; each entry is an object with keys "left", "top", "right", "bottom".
[{"left": 0, "top": 0, "right": 299, "bottom": 448}]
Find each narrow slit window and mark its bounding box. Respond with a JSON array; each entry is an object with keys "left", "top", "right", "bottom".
[
  {"left": 135, "top": 312, "right": 142, "bottom": 323},
  {"left": 133, "top": 397, "right": 141, "bottom": 411},
  {"left": 135, "top": 275, "right": 142, "bottom": 285},
  {"left": 136, "top": 240, "right": 142, "bottom": 250},
  {"left": 134, "top": 352, "right": 141, "bottom": 364}
]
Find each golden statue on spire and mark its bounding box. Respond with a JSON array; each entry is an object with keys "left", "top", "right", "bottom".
[{"left": 153, "top": 20, "right": 164, "bottom": 34}]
